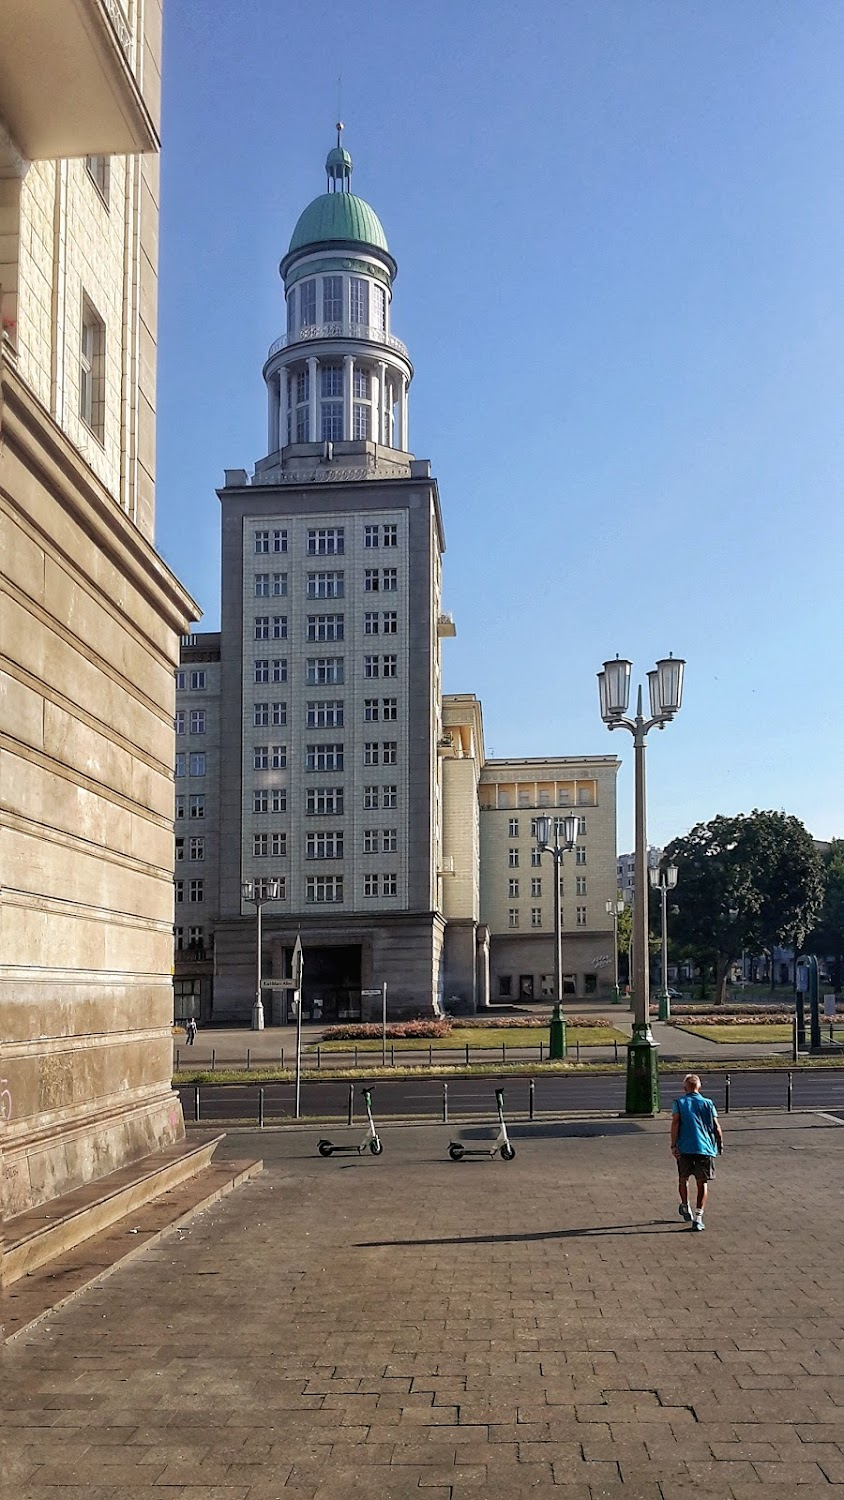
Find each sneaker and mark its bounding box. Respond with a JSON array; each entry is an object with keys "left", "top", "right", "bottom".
[
  {"left": 691, "top": 1216, "right": 705, "bottom": 1231},
  {"left": 678, "top": 1204, "right": 692, "bottom": 1222}
]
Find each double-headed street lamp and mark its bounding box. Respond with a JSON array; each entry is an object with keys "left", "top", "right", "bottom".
[
  {"left": 597, "top": 654, "right": 685, "bottom": 1114},
  {"left": 649, "top": 864, "right": 678, "bottom": 1022},
  {"left": 241, "top": 877, "right": 283, "bottom": 1031},
  {"left": 605, "top": 897, "right": 626, "bottom": 1005},
  {"left": 536, "top": 813, "right": 579, "bottom": 1019}
]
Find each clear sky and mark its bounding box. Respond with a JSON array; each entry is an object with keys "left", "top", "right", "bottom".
[{"left": 155, "top": 1, "right": 844, "bottom": 853}]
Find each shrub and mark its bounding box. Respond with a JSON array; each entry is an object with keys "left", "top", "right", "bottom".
[
  {"left": 452, "top": 1015, "right": 608, "bottom": 1030},
  {"left": 322, "top": 1020, "right": 452, "bottom": 1042}
]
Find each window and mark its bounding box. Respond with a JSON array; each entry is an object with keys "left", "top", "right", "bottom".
[
  {"left": 189, "top": 837, "right": 204, "bottom": 861},
  {"left": 576, "top": 907, "right": 587, "bottom": 926},
  {"left": 365, "top": 569, "right": 380, "bottom": 592},
  {"left": 576, "top": 876, "right": 587, "bottom": 895},
  {"left": 364, "top": 786, "right": 379, "bottom": 809},
  {"left": 255, "top": 660, "right": 269, "bottom": 684},
  {"left": 254, "top": 702, "right": 269, "bottom": 727},
  {"left": 188, "top": 926, "right": 204, "bottom": 948},
  {"left": 383, "top": 873, "right": 397, "bottom": 897},
  {"left": 364, "top": 525, "right": 379, "bottom": 548},
  {"left": 383, "top": 785, "right": 397, "bottom": 808},
  {"left": 255, "top": 574, "right": 270, "bottom": 596},
  {"left": 189, "top": 795, "right": 205, "bottom": 818},
  {"left": 508, "top": 879, "right": 519, "bottom": 898},
  {"left": 353, "top": 403, "right": 369, "bottom": 439},
  {"left": 189, "top": 671, "right": 206, "bottom": 690},
  {"left": 295, "top": 386, "right": 307, "bottom": 440},
  {"left": 531, "top": 878, "right": 542, "bottom": 897},
  {"left": 578, "top": 817, "right": 587, "bottom": 835},
  {"left": 363, "top": 828, "right": 378, "bottom": 853},
  {"left": 353, "top": 369, "right": 370, "bottom": 399},
  {"left": 363, "top": 655, "right": 379, "bottom": 678},
  {"left": 254, "top": 833, "right": 285, "bottom": 858},
  {"left": 364, "top": 612, "right": 379, "bottom": 635},
  {"left": 175, "top": 795, "right": 186, "bottom": 820},
  {"left": 189, "top": 879, "right": 204, "bottom": 903},
  {"left": 255, "top": 617, "right": 270, "bottom": 641},
  {"left": 307, "top": 657, "right": 343, "bottom": 686},
  {"left": 372, "top": 284, "right": 386, "bottom": 331},
  {"left": 80, "top": 296, "right": 105, "bottom": 441},
  {"left": 382, "top": 741, "right": 397, "bottom": 765},
  {"left": 381, "top": 698, "right": 397, "bottom": 720},
  {"left": 253, "top": 790, "right": 268, "bottom": 814},
  {"left": 307, "top": 571, "right": 344, "bottom": 599},
  {"left": 382, "top": 828, "right": 397, "bottom": 853},
  {"left": 307, "top": 787, "right": 343, "bottom": 815},
  {"left": 364, "top": 873, "right": 379, "bottom": 897},
  {"left": 364, "top": 742, "right": 379, "bottom": 766},
  {"left": 272, "top": 530, "right": 288, "bottom": 553},
  {"left": 382, "top": 655, "right": 397, "bottom": 677},
  {"left": 531, "top": 849, "right": 542, "bottom": 867},
  {"left": 271, "top": 573, "right": 287, "bottom": 595},
  {"left": 270, "top": 789, "right": 286, "bottom": 812},
  {"left": 270, "top": 832, "right": 286, "bottom": 857},
  {"left": 530, "top": 818, "right": 539, "bottom": 838},
  {"left": 508, "top": 818, "right": 519, "bottom": 837},
  {"left": 531, "top": 908, "right": 542, "bottom": 928},
  {"left": 271, "top": 616, "right": 287, "bottom": 639},
  {"left": 271, "top": 659, "right": 287, "bottom": 683},
  {"left": 306, "top": 875, "right": 343, "bottom": 903},
  {"left": 85, "top": 155, "right": 110, "bottom": 203},
  {"left": 175, "top": 880, "right": 184, "bottom": 903},
  {"left": 308, "top": 528, "right": 344, "bottom": 556},
  {"left": 321, "top": 402, "right": 343, "bottom": 442},
  {"left": 382, "top": 568, "right": 397, "bottom": 592},
  {"left": 256, "top": 573, "right": 286, "bottom": 596},
  {"left": 299, "top": 279, "right": 316, "bottom": 326},
  {"left": 498, "top": 975, "right": 513, "bottom": 998},
  {"left": 175, "top": 670, "right": 186, "bottom": 691},
  {"left": 307, "top": 701, "right": 343, "bottom": 729},
  {"left": 270, "top": 744, "right": 287, "bottom": 769},
  {"left": 307, "top": 614, "right": 343, "bottom": 642},
  {"left": 383, "top": 524, "right": 397, "bottom": 547},
  {"left": 175, "top": 753, "right": 186, "bottom": 778},
  {"left": 254, "top": 876, "right": 285, "bottom": 901},
  {"left": 255, "top": 531, "right": 269, "bottom": 553},
  {"left": 306, "top": 743, "right": 343, "bottom": 771},
  {"left": 508, "top": 848, "right": 519, "bottom": 868},
  {"left": 175, "top": 837, "right": 184, "bottom": 862},
  {"left": 350, "top": 277, "right": 369, "bottom": 324},
  {"left": 508, "top": 909, "right": 519, "bottom": 929},
  {"left": 576, "top": 846, "right": 587, "bottom": 866},
  {"left": 364, "top": 699, "right": 379, "bottom": 722},
  {"left": 382, "top": 612, "right": 397, "bottom": 634},
  {"left": 189, "top": 711, "right": 205, "bottom": 734},
  {"left": 188, "top": 752, "right": 206, "bottom": 776},
  {"left": 321, "top": 362, "right": 343, "bottom": 397},
  {"left": 254, "top": 746, "right": 269, "bottom": 770},
  {"left": 306, "top": 830, "right": 344, "bottom": 859},
  {"left": 322, "top": 277, "right": 343, "bottom": 322}
]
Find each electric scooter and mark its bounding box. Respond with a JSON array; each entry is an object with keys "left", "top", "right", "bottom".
[
  {"left": 448, "top": 1087, "right": 516, "bottom": 1160},
  {"left": 318, "top": 1087, "right": 383, "bottom": 1157}
]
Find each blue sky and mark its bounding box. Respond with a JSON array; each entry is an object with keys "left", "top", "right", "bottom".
[{"left": 155, "top": 2, "right": 844, "bottom": 852}]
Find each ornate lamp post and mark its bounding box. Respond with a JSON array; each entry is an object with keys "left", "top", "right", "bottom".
[
  {"left": 241, "top": 877, "right": 283, "bottom": 1031},
  {"left": 605, "top": 897, "right": 626, "bottom": 1004},
  {"left": 649, "top": 864, "right": 678, "bottom": 1021},
  {"left": 536, "top": 813, "right": 579, "bottom": 1017},
  {"left": 597, "top": 654, "right": 685, "bottom": 1114}
]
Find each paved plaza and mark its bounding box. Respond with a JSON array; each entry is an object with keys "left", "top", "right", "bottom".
[{"left": 5, "top": 1108, "right": 844, "bottom": 1498}]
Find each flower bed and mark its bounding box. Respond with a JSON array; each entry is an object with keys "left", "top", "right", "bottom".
[
  {"left": 453, "top": 1015, "right": 609, "bottom": 1030},
  {"left": 322, "top": 1019, "right": 452, "bottom": 1042},
  {"left": 669, "top": 1013, "right": 793, "bottom": 1026}
]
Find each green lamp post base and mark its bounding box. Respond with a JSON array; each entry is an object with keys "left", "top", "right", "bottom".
[
  {"left": 549, "top": 1003, "right": 567, "bottom": 1060},
  {"left": 625, "top": 1023, "right": 660, "bottom": 1114},
  {"left": 657, "top": 989, "right": 671, "bottom": 1022}
]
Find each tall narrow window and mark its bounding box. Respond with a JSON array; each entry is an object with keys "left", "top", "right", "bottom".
[
  {"left": 323, "top": 276, "right": 343, "bottom": 322},
  {"left": 85, "top": 156, "right": 110, "bottom": 205},
  {"left": 350, "top": 277, "right": 369, "bottom": 325},
  {"left": 299, "top": 279, "right": 316, "bottom": 327},
  {"left": 372, "top": 283, "right": 386, "bottom": 331},
  {"left": 80, "top": 296, "right": 105, "bottom": 441}
]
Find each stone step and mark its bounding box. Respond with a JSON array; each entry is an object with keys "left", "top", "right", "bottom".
[{"left": 4, "top": 1132, "right": 226, "bottom": 1284}]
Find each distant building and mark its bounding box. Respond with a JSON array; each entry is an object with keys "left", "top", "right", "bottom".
[{"left": 617, "top": 846, "right": 662, "bottom": 906}]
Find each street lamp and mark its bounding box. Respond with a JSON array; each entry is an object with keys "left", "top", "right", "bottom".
[
  {"left": 649, "top": 864, "right": 678, "bottom": 1021},
  {"left": 605, "top": 897, "right": 626, "bottom": 1004},
  {"left": 597, "top": 653, "right": 685, "bottom": 1114},
  {"left": 241, "top": 877, "right": 283, "bottom": 1031},
  {"left": 536, "top": 813, "right": 579, "bottom": 1018}
]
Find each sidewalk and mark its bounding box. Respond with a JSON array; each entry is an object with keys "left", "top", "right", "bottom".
[{"left": 6, "top": 1110, "right": 844, "bottom": 1497}]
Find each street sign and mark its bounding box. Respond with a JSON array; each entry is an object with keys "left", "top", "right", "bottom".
[
  {"left": 262, "top": 979, "right": 296, "bottom": 989},
  {"left": 292, "top": 933, "right": 304, "bottom": 990},
  {"left": 361, "top": 989, "right": 381, "bottom": 996}
]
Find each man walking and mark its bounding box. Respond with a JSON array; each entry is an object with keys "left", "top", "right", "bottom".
[{"left": 670, "top": 1073, "right": 723, "bottom": 1231}]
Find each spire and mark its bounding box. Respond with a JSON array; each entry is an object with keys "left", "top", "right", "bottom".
[{"left": 325, "top": 122, "right": 352, "bottom": 193}]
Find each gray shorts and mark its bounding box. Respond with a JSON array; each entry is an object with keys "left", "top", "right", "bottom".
[{"left": 678, "top": 1153, "right": 715, "bottom": 1183}]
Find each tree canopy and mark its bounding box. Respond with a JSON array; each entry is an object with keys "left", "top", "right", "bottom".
[
  {"left": 808, "top": 839, "right": 844, "bottom": 987},
  {"left": 662, "top": 810, "right": 822, "bottom": 1003}
]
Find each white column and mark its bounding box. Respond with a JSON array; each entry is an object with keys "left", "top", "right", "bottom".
[
  {"left": 377, "top": 360, "right": 387, "bottom": 445},
  {"left": 278, "top": 367, "right": 289, "bottom": 448},
  {"left": 267, "top": 375, "right": 279, "bottom": 453},
  {"left": 343, "top": 354, "right": 354, "bottom": 441},
  {"left": 398, "top": 374, "right": 409, "bottom": 452},
  {"left": 308, "top": 355, "right": 318, "bottom": 442}
]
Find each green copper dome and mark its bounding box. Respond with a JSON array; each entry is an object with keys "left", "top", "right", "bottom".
[{"left": 288, "top": 192, "right": 389, "bottom": 255}]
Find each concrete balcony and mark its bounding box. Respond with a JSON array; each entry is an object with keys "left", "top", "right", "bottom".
[
  {"left": 0, "top": 0, "right": 158, "bottom": 164},
  {"left": 267, "top": 322, "right": 410, "bottom": 362}
]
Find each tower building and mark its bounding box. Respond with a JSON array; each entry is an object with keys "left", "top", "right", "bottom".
[{"left": 204, "top": 134, "right": 459, "bottom": 1021}]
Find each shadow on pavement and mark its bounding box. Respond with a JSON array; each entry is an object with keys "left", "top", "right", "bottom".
[{"left": 356, "top": 1220, "right": 683, "bottom": 1248}]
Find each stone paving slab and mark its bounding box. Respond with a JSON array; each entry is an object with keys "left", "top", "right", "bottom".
[{"left": 4, "top": 1110, "right": 844, "bottom": 1497}]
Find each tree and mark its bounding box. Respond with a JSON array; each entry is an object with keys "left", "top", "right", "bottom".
[
  {"left": 808, "top": 840, "right": 844, "bottom": 990},
  {"left": 663, "top": 811, "right": 822, "bottom": 1005}
]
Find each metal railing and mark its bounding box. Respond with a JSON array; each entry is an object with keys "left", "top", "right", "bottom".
[
  {"left": 267, "top": 324, "right": 410, "bottom": 360},
  {"left": 174, "top": 1039, "right": 618, "bottom": 1071}
]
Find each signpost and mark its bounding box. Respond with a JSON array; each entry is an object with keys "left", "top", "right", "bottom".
[
  {"left": 361, "top": 982, "right": 388, "bottom": 1063},
  {"left": 292, "top": 934, "right": 304, "bottom": 1118}
]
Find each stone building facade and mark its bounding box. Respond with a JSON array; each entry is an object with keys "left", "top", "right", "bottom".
[{"left": 0, "top": 2, "right": 197, "bottom": 1222}]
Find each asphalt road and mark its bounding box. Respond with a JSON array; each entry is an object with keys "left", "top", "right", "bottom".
[{"left": 178, "top": 1067, "right": 844, "bottom": 1127}]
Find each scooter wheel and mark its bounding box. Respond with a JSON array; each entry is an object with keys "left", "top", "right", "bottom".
[
  {"left": 317, "top": 1140, "right": 334, "bottom": 1157},
  {"left": 500, "top": 1143, "right": 516, "bottom": 1161},
  {"left": 369, "top": 1137, "right": 383, "bottom": 1155},
  {"left": 448, "top": 1143, "right": 465, "bottom": 1161}
]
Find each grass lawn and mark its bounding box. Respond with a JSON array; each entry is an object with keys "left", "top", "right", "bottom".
[
  {"left": 313, "top": 1025, "right": 627, "bottom": 1051},
  {"left": 672, "top": 1023, "right": 791, "bottom": 1044}
]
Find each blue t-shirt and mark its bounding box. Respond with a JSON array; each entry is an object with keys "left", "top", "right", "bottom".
[{"left": 672, "top": 1093, "right": 718, "bottom": 1156}]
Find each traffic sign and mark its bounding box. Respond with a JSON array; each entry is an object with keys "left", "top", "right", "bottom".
[{"left": 292, "top": 933, "right": 304, "bottom": 989}]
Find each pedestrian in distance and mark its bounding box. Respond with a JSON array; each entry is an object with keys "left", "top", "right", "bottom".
[
  {"left": 186, "top": 1017, "right": 197, "bottom": 1045},
  {"left": 670, "top": 1072, "right": 723, "bottom": 1231}
]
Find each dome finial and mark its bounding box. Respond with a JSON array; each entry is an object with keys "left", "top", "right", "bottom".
[{"left": 326, "top": 125, "right": 352, "bottom": 193}]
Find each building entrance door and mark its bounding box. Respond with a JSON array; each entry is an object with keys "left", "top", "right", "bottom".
[{"left": 284, "top": 943, "right": 362, "bottom": 1024}]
